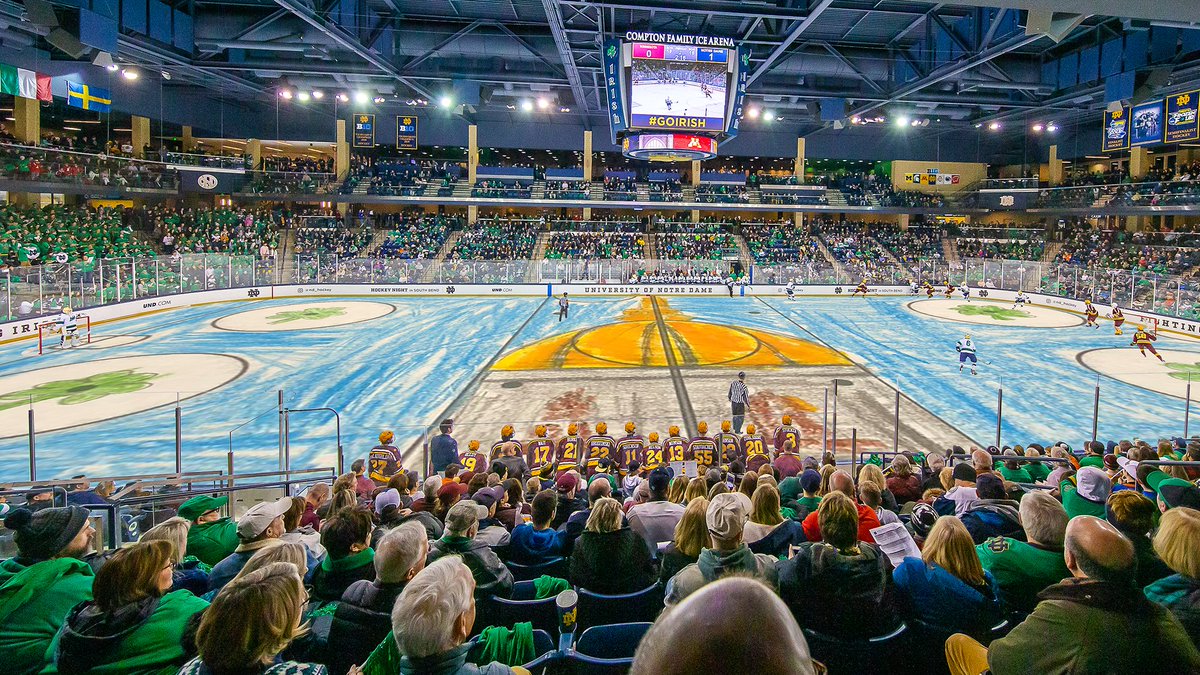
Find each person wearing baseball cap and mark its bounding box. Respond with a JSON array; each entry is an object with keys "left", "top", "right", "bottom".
[
  {"left": 427, "top": 500, "right": 514, "bottom": 599},
  {"left": 553, "top": 471, "right": 586, "bottom": 530},
  {"left": 664, "top": 492, "right": 778, "bottom": 605},
  {"left": 1061, "top": 467, "right": 1111, "bottom": 519},
  {"left": 934, "top": 463, "right": 980, "bottom": 516},
  {"left": 206, "top": 497, "right": 293, "bottom": 594},
  {"left": 177, "top": 495, "right": 238, "bottom": 567},
  {"left": 469, "top": 487, "right": 511, "bottom": 548},
  {"left": 1146, "top": 470, "right": 1200, "bottom": 512},
  {"left": 0, "top": 506, "right": 97, "bottom": 675}
]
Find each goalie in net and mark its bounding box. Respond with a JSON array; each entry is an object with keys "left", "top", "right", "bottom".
[{"left": 39, "top": 308, "right": 91, "bottom": 353}]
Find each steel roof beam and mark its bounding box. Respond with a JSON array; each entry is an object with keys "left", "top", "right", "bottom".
[
  {"left": 816, "top": 41, "right": 885, "bottom": 94},
  {"left": 540, "top": 0, "right": 592, "bottom": 126},
  {"left": 747, "top": 0, "right": 835, "bottom": 87}
]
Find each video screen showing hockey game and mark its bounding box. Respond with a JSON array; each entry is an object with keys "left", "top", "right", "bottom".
[{"left": 629, "top": 42, "right": 728, "bottom": 131}]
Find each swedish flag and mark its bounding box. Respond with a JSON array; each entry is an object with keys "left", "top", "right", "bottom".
[{"left": 67, "top": 82, "right": 111, "bottom": 112}]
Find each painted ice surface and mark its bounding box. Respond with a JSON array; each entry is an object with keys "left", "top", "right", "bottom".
[{"left": 1, "top": 294, "right": 1197, "bottom": 481}]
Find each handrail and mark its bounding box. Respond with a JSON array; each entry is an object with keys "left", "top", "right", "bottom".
[{"left": 0, "top": 470, "right": 223, "bottom": 490}]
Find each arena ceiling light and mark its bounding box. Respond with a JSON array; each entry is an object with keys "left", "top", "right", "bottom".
[
  {"left": 536, "top": 98, "right": 550, "bottom": 110},
  {"left": 373, "top": 96, "right": 385, "bottom": 104},
  {"left": 746, "top": 106, "right": 760, "bottom": 119},
  {"left": 988, "top": 121, "right": 1002, "bottom": 131},
  {"left": 1032, "top": 123, "right": 1045, "bottom": 132},
  {"left": 894, "top": 115, "right": 909, "bottom": 128},
  {"left": 311, "top": 90, "right": 323, "bottom": 100},
  {"left": 353, "top": 91, "right": 369, "bottom": 104},
  {"left": 763, "top": 110, "right": 775, "bottom": 122},
  {"left": 439, "top": 95, "right": 453, "bottom": 109},
  {"left": 297, "top": 91, "right": 310, "bottom": 102},
  {"left": 1046, "top": 122, "right": 1059, "bottom": 132},
  {"left": 279, "top": 88, "right": 293, "bottom": 100},
  {"left": 121, "top": 68, "right": 139, "bottom": 80},
  {"left": 559, "top": 106, "right": 570, "bottom": 113},
  {"left": 520, "top": 99, "right": 534, "bottom": 112},
  {"left": 336, "top": 93, "right": 349, "bottom": 102}
]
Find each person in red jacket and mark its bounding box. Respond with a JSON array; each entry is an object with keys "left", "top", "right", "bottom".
[{"left": 801, "top": 470, "right": 880, "bottom": 544}]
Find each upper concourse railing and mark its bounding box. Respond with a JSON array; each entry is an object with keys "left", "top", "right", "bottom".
[{"left": 5, "top": 252, "right": 1200, "bottom": 323}]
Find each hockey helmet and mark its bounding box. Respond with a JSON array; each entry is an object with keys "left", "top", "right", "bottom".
[
  {"left": 567, "top": 423, "right": 579, "bottom": 435},
  {"left": 697, "top": 421, "right": 708, "bottom": 434},
  {"left": 669, "top": 425, "right": 680, "bottom": 436},
  {"left": 649, "top": 432, "right": 660, "bottom": 442},
  {"left": 721, "top": 420, "right": 731, "bottom": 432},
  {"left": 468, "top": 439, "right": 480, "bottom": 451},
  {"left": 746, "top": 424, "right": 757, "bottom": 434},
  {"left": 625, "top": 422, "right": 636, "bottom": 433},
  {"left": 379, "top": 430, "right": 394, "bottom": 444},
  {"left": 501, "top": 424, "right": 514, "bottom": 438},
  {"left": 782, "top": 415, "right": 792, "bottom": 425},
  {"left": 596, "top": 422, "right": 608, "bottom": 435}
]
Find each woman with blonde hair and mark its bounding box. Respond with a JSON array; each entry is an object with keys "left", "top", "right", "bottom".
[
  {"left": 743, "top": 484, "right": 805, "bottom": 557},
  {"left": 858, "top": 463, "right": 898, "bottom": 512},
  {"left": 44, "top": 539, "right": 209, "bottom": 675},
  {"left": 818, "top": 464, "right": 836, "bottom": 496},
  {"left": 666, "top": 476, "right": 689, "bottom": 505},
  {"left": 893, "top": 516, "right": 1001, "bottom": 633},
  {"left": 659, "top": 497, "right": 708, "bottom": 585},
  {"left": 1146, "top": 507, "right": 1200, "bottom": 643},
  {"left": 570, "top": 497, "right": 656, "bottom": 594},
  {"left": 180, "top": 562, "right": 325, "bottom": 675},
  {"left": 142, "top": 516, "right": 210, "bottom": 595},
  {"left": 683, "top": 477, "right": 707, "bottom": 505}
]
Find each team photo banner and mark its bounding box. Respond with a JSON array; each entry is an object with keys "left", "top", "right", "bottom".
[
  {"left": 1130, "top": 100, "right": 1164, "bottom": 147},
  {"left": 1102, "top": 107, "right": 1130, "bottom": 151},
  {"left": 1166, "top": 91, "right": 1200, "bottom": 144}
]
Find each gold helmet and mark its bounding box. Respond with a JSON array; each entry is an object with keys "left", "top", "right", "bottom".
[
  {"left": 468, "top": 439, "right": 480, "bottom": 451},
  {"left": 596, "top": 422, "right": 608, "bottom": 435},
  {"left": 379, "top": 430, "right": 394, "bottom": 444},
  {"left": 567, "top": 423, "right": 578, "bottom": 435},
  {"left": 649, "top": 432, "right": 660, "bottom": 442},
  {"left": 501, "top": 424, "right": 514, "bottom": 438},
  {"left": 534, "top": 424, "right": 547, "bottom": 437},
  {"left": 669, "top": 425, "right": 680, "bottom": 437},
  {"left": 747, "top": 424, "right": 757, "bottom": 434},
  {"left": 782, "top": 415, "right": 792, "bottom": 425},
  {"left": 1137, "top": 324, "right": 1146, "bottom": 330},
  {"left": 697, "top": 421, "right": 708, "bottom": 434},
  {"left": 721, "top": 420, "right": 731, "bottom": 432},
  {"left": 625, "top": 422, "right": 636, "bottom": 434}
]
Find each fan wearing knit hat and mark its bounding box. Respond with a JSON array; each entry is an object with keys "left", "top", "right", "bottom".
[{"left": 0, "top": 506, "right": 97, "bottom": 675}]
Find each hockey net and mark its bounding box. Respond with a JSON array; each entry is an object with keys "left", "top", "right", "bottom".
[{"left": 38, "top": 315, "right": 92, "bottom": 354}]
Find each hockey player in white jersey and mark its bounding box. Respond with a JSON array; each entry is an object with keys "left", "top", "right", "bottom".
[
  {"left": 56, "top": 307, "right": 81, "bottom": 349},
  {"left": 956, "top": 334, "right": 978, "bottom": 375},
  {"left": 785, "top": 281, "right": 795, "bottom": 301},
  {"left": 960, "top": 283, "right": 971, "bottom": 302},
  {"left": 1012, "top": 291, "right": 1028, "bottom": 309}
]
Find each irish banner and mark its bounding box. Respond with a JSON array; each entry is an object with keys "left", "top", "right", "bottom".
[
  {"left": 1166, "top": 91, "right": 1200, "bottom": 144},
  {"left": 1102, "top": 107, "right": 1130, "bottom": 152}
]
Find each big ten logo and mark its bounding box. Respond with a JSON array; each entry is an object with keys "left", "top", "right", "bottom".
[
  {"left": 999, "top": 195, "right": 1015, "bottom": 207},
  {"left": 247, "top": 289, "right": 261, "bottom": 298}
]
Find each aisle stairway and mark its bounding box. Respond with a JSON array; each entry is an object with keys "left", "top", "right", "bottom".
[
  {"left": 941, "top": 236, "right": 960, "bottom": 264},
  {"left": 1040, "top": 242, "right": 1063, "bottom": 264},
  {"left": 870, "top": 235, "right": 903, "bottom": 267},
  {"left": 420, "top": 231, "right": 462, "bottom": 282},
  {"left": 525, "top": 232, "right": 554, "bottom": 282},
  {"left": 812, "top": 236, "right": 847, "bottom": 279},
  {"left": 734, "top": 234, "right": 755, "bottom": 266},
  {"left": 531, "top": 180, "right": 546, "bottom": 200},
  {"left": 278, "top": 227, "right": 298, "bottom": 283}
]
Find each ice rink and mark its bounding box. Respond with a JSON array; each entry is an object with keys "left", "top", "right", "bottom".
[{"left": 1, "top": 293, "right": 1197, "bottom": 480}]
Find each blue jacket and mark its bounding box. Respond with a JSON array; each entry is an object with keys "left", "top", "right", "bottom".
[
  {"left": 893, "top": 557, "right": 1002, "bottom": 633},
  {"left": 506, "top": 525, "right": 564, "bottom": 565},
  {"left": 430, "top": 434, "right": 459, "bottom": 474}
]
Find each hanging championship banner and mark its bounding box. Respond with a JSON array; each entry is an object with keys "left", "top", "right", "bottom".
[
  {"left": 1102, "top": 106, "right": 1130, "bottom": 152},
  {"left": 1130, "top": 100, "right": 1164, "bottom": 147},
  {"left": 353, "top": 114, "right": 375, "bottom": 148},
  {"left": 1166, "top": 91, "right": 1200, "bottom": 144},
  {"left": 396, "top": 116, "right": 418, "bottom": 150}
]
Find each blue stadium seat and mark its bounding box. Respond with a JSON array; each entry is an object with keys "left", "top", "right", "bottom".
[
  {"left": 567, "top": 622, "right": 653, "bottom": 675},
  {"left": 505, "top": 557, "right": 568, "bottom": 581},
  {"left": 476, "top": 592, "right": 560, "bottom": 635},
  {"left": 576, "top": 583, "right": 663, "bottom": 631},
  {"left": 801, "top": 622, "right": 908, "bottom": 675}
]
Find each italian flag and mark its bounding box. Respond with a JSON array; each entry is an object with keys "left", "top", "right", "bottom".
[{"left": 0, "top": 64, "right": 52, "bottom": 102}]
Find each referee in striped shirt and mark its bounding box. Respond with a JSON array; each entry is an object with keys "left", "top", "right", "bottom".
[{"left": 728, "top": 371, "right": 749, "bottom": 433}]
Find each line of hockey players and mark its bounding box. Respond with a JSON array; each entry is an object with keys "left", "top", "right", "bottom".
[{"left": 451, "top": 417, "right": 812, "bottom": 483}]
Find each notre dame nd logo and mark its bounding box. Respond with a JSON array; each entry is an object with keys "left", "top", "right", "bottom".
[
  {"left": 1111, "top": 110, "right": 1123, "bottom": 120},
  {"left": 1180, "top": 94, "right": 1192, "bottom": 106},
  {"left": 359, "top": 115, "right": 369, "bottom": 123},
  {"left": 402, "top": 117, "right": 412, "bottom": 124},
  {"left": 999, "top": 195, "right": 1015, "bottom": 207}
]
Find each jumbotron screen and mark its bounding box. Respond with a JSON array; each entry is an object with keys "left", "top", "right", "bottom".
[{"left": 628, "top": 42, "right": 729, "bottom": 131}]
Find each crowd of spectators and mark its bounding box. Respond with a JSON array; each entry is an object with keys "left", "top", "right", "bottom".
[
  {"left": 0, "top": 141, "right": 175, "bottom": 189},
  {"left": 742, "top": 223, "right": 820, "bottom": 264},
  {"left": 874, "top": 223, "right": 945, "bottom": 265},
  {"left": 472, "top": 180, "right": 531, "bottom": 199},
  {"left": 544, "top": 231, "right": 644, "bottom": 259},
  {"left": 373, "top": 214, "right": 458, "bottom": 259},
  {"left": 0, "top": 204, "right": 152, "bottom": 265},
  {"left": 448, "top": 220, "right": 537, "bottom": 260},
  {"left": 694, "top": 184, "right": 749, "bottom": 204},
  {"left": 294, "top": 218, "right": 373, "bottom": 256},
  {"left": 260, "top": 156, "right": 333, "bottom": 174},
  {"left": 657, "top": 232, "right": 738, "bottom": 260},
  {"left": 3, "top": 430, "right": 1197, "bottom": 675},
  {"left": 814, "top": 220, "right": 893, "bottom": 276},
  {"left": 544, "top": 180, "right": 590, "bottom": 200},
  {"left": 148, "top": 205, "right": 284, "bottom": 257},
  {"left": 956, "top": 225, "right": 1045, "bottom": 261},
  {"left": 602, "top": 177, "right": 637, "bottom": 201},
  {"left": 647, "top": 180, "right": 683, "bottom": 202}
]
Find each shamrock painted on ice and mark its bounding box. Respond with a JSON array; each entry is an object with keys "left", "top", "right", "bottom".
[
  {"left": 1165, "top": 362, "right": 1200, "bottom": 382},
  {"left": 0, "top": 369, "right": 162, "bottom": 412},
  {"left": 265, "top": 307, "right": 346, "bottom": 324},
  {"left": 953, "top": 305, "right": 1031, "bottom": 321}
]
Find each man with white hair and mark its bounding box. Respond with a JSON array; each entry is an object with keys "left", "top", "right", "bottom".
[
  {"left": 325, "top": 522, "right": 428, "bottom": 674},
  {"left": 664, "top": 492, "right": 778, "bottom": 605},
  {"left": 426, "top": 500, "right": 514, "bottom": 598},
  {"left": 392, "top": 557, "right": 528, "bottom": 674},
  {"left": 975, "top": 490, "right": 1070, "bottom": 613}
]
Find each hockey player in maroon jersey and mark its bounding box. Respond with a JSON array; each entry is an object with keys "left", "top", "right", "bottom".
[
  {"left": 773, "top": 415, "right": 801, "bottom": 455},
  {"left": 663, "top": 425, "right": 689, "bottom": 464},
  {"left": 643, "top": 432, "right": 665, "bottom": 473},
  {"left": 458, "top": 439, "right": 486, "bottom": 474},
  {"left": 525, "top": 425, "right": 555, "bottom": 477},
  {"left": 716, "top": 420, "right": 744, "bottom": 466},
  {"left": 687, "top": 421, "right": 718, "bottom": 471},
  {"left": 556, "top": 422, "right": 585, "bottom": 477},
  {"left": 490, "top": 424, "right": 523, "bottom": 461},
  {"left": 585, "top": 422, "right": 617, "bottom": 478},
  {"left": 615, "top": 422, "right": 645, "bottom": 478},
  {"left": 743, "top": 423, "right": 770, "bottom": 473}
]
